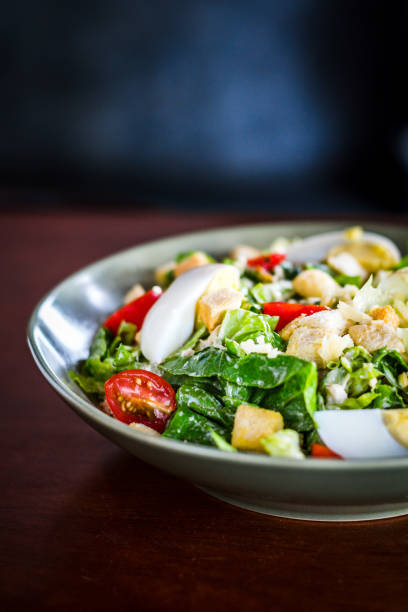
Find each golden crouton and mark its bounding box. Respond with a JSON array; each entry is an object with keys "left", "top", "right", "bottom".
[
  {"left": 370, "top": 305, "right": 400, "bottom": 329},
  {"left": 229, "top": 244, "right": 261, "bottom": 261},
  {"left": 174, "top": 252, "right": 210, "bottom": 277},
  {"left": 286, "top": 327, "right": 353, "bottom": 368},
  {"left": 292, "top": 269, "right": 340, "bottom": 305},
  {"left": 382, "top": 409, "right": 408, "bottom": 449},
  {"left": 231, "top": 404, "right": 283, "bottom": 452},
  {"left": 348, "top": 321, "right": 405, "bottom": 354},
  {"left": 124, "top": 283, "right": 145, "bottom": 304},
  {"left": 280, "top": 310, "right": 348, "bottom": 342},
  {"left": 197, "top": 288, "right": 242, "bottom": 331}
]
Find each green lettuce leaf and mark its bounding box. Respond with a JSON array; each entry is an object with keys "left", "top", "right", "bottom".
[
  {"left": 250, "top": 281, "right": 294, "bottom": 305},
  {"left": 334, "top": 274, "right": 362, "bottom": 288},
  {"left": 208, "top": 429, "right": 237, "bottom": 452},
  {"left": 218, "top": 308, "right": 282, "bottom": 348},
  {"left": 162, "top": 347, "right": 236, "bottom": 378},
  {"left": 221, "top": 353, "right": 316, "bottom": 390},
  {"left": 261, "top": 360, "right": 317, "bottom": 431},
  {"left": 176, "top": 385, "right": 233, "bottom": 427},
  {"left": 372, "top": 349, "right": 408, "bottom": 387},
  {"left": 341, "top": 391, "right": 379, "bottom": 409},
  {"left": 261, "top": 429, "right": 305, "bottom": 459},
  {"left": 162, "top": 406, "right": 228, "bottom": 446},
  {"left": 162, "top": 384, "right": 230, "bottom": 446},
  {"left": 68, "top": 371, "right": 106, "bottom": 395},
  {"left": 370, "top": 385, "right": 406, "bottom": 409}
]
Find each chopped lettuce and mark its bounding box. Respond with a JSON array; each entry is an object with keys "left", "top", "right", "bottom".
[
  {"left": 261, "top": 429, "right": 305, "bottom": 459},
  {"left": 208, "top": 429, "right": 237, "bottom": 452},
  {"left": 68, "top": 371, "right": 106, "bottom": 395},
  {"left": 319, "top": 346, "right": 408, "bottom": 411},
  {"left": 162, "top": 385, "right": 230, "bottom": 446},
  {"left": 218, "top": 308, "right": 281, "bottom": 345},
  {"left": 353, "top": 269, "right": 408, "bottom": 312},
  {"left": 70, "top": 325, "right": 147, "bottom": 396},
  {"left": 163, "top": 348, "right": 318, "bottom": 393},
  {"left": 162, "top": 405, "right": 228, "bottom": 446},
  {"left": 250, "top": 281, "right": 294, "bottom": 304},
  {"left": 176, "top": 385, "right": 234, "bottom": 428},
  {"left": 372, "top": 349, "right": 408, "bottom": 388},
  {"left": 341, "top": 391, "right": 379, "bottom": 410},
  {"left": 334, "top": 274, "right": 362, "bottom": 288},
  {"left": 261, "top": 360, "right": 317, "bottom": 431}
]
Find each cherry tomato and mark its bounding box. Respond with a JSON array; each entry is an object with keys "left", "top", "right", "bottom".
[
  {"left": 247, "top": 252, "right": 286, "bottom": 271},
  {"left": 103, "top": 287, "right": 162, "bottom": 335},
  {"left": 311, "top": 443, "right": 342, "bottom": 459},
  {"left": 105, "top": 369, "right": 176, "bottom": 432},
  {"left": 263, "top": 302, "right": 329, "bottom": 332}
]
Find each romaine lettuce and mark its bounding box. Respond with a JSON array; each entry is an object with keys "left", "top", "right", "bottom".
[{"left": 261, "top": 429, "right": 305, "bottom": 459}]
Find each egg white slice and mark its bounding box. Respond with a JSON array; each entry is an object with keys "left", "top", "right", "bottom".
[
  {"left": 140, "top": 264, "right": 239, "bottom": 364},
  {"left": 315, "top": 409, "right": 408, "bottom": 459},
  {"left": 285, "top": 231, "right": 400, "bottom": 264}
]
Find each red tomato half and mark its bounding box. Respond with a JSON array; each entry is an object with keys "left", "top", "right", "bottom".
[
  {"left": 311, "top": 443, "right": 342, "bottom": 459},
  {"left": 103, "top": 287, "right": 162, "bottom": 336},
  {"left": 247, "top": 252, "right": 286, "bottom": 271},
  {"left": 263, "top": 302, "right": 329, "bottom": 332},
  {"left": 105, "top": 369, "right": 176, "bottom": 433}
]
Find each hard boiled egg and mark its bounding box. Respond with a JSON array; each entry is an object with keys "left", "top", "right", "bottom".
[
  {"left": 315, "top": 409, "right": 408, "bottom": 459},
  {"left": 140, "top": 263, "right": 239, "bottom": 364},
  {"left": 286, "top": 229, "right": 400, "bottom": 271}
]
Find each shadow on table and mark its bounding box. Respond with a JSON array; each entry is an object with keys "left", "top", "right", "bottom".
[{"left": 20, "top": 448, "right": 408, "bottom": 610}]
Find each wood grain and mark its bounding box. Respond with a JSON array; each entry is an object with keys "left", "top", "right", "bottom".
[{"left": 1, "top": 210, "right": 408, "bottom": 612}]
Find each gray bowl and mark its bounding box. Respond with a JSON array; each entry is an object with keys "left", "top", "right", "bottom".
[{"left": 28, "top": 221, "right": 408, "bottom": 522}]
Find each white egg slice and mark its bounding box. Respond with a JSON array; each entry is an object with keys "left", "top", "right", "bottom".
[
  {"left": 315, "top": 409, "right": 408, "bottom": 459},
  {"left": 140, "top": 264, "right": 239, "bottom": 364},
  {"left": 285, "top": 230, "right": 400, "bottom": 264}
]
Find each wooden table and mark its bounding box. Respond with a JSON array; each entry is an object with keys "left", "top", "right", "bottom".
[{"left": 2, "top": 210, "right": 408, "bottom": 612}]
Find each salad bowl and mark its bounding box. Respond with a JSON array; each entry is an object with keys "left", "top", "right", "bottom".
[{"left": 28, "top": 221, "right": 408, "bottom": 522}]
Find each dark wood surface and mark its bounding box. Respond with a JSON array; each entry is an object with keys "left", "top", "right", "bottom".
[{"left": 2, "top": 210, "right": 408, "bottom": 612}]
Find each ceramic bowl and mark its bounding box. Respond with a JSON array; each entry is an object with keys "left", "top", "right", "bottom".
[{"left": 28, "top": 221, "right": 408, "bottom": 521}]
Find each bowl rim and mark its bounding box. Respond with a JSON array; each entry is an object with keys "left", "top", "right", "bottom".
[{"left": 28, "top": 220, "right": 408, "bottom": 472}]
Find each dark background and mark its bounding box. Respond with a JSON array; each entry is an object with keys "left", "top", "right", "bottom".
[{"left": 1, "top": 0, "right": 407, "bottom": 213}]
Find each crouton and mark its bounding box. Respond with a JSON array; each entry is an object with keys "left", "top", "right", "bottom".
[
  {"left": 382, "top": 409, "right": 408, "bottom": 449},
  {"left": 155, "top": 261, "right": 175, "bottom": 286},
  {"left": 229, "top": 244, "right": 261, "bottom": 261},
  {"left": 286, "top": 327, "right": 353, "bottom": 368},
  {"left": 370, "top": 305, "right": 400, "bottom": 329},
  {"left": 197, "top": 288, "right": 242, "bottom": 331},
  {"left": 292, "top": 269, "right": 340, "bottom": 305},
  {"left": 124, "top": 283, "right": 145, "bottom": 304},
  {"left": 231, "top": 404, "right": 283, "bottom": 452},
  {"left": 280, "top": 309, "right": 348, "bottom": 342},
  {"left": 348, "top": 321, "right": 405, "bottom": 354},
  {"left": 174, "top": 252, "right": 211, "bottom": 277}
]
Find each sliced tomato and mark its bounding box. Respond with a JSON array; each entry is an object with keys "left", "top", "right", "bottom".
[
  {"left": 103, "top": 287, "right": 162, "bottom": 336},
  {"left": 105, "top": 369, "right": 176, "bottom": 432},
  {"left": 247, "top": 252, "right": 286, "bottom": 271},
  {"left": 263, "top": 302, "right": 329, "bottom": 332},
  {"left": 311, "top": 443, "right": 342, "bottom": 459}
]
